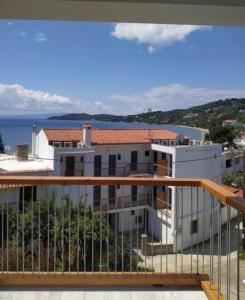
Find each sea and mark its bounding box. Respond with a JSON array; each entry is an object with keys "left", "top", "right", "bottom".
[{"left": 0, "top": 118, "right": 203, "bottom": 152}]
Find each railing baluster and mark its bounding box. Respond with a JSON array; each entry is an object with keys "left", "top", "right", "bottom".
[
  {"left": 1, "top": 193, "right": 3, "bottom": 273},
  {"left": 77, "top": 185, "right": 80, "bottom": 273},
  {"left": 237, "top": 211, "right": 240, "bottom": 300},
  {"left": 121, "top": 187, "right": 124, "bottom": 273},
  {"left": 136, "top": 187, "right": 139, "bottom": 274},
  {"left": 107, "top": 193, "right": 109, "bottom": 273},
  {"left": 166, "top": 186, "right": 168, "bottom": 273},
  {"left": 114, "top": 191, "right": 117, "bottom": 273},
  {"left": 31, "top": 186, "right": 34, "bottom": 273},
  {"left": 83, "top": 185, "right": 87, "bottom": 272},
  {"left": 191, "top": 186, "right": 193, "bottom": 274},
  {"left": 129, "top": 190, "right": 132, "bottom": 273},
  {"left": 210, "top": 194, "right": 214, "bottom": 287},
  {"left": 91, "top": 185, "right": 94, "bottom": 273},
  {"left": 6, "top": 189, "right": 8, "bottom": 273},
  {"left": 22, "top": 186, "right": 24, "bottom": 273},
  {"left": 196, "top": 187, "right": 199, "bottom": 274},
  {"left": 54, "top": 187, "right": 57, "bottom": 273},
  {"left": 227, "top": 205, "right": 231, "bottom": 300},
  {"left": 68, "top": 185, "right": 71, "bottom": 273},
  {"left": 175, "top": 187, "right": 178, "bottom": 274},
  {"left": 217, "top": 201, "right": 222, "bottom": 299},
  {"left": 100, "top": 186, "right": 102, "bottom": 272},
  {"left": 202, "top": 189, "right": 205, "bottom": 274},
  {"left": 47, "top": 186, "right": 50, "bottom": 273},
  {"left": 151, "top": 186, "right": 154, "bottom": 273},
  {"left": 61, "top": 185, "right": 64, "bottom": 273},
  {"left": 16, "top": 189, "right": 19, "bottom": 274},
  {"left": 181, "top": 186, "right": 184, "bottom": 274},
  {"left": 38, "top": 191, "right": 41, "bottom": 273},
  {"left": 144, "top": 190, "right": 147, "bottom": 273},
  {"left": 160, "top": 188, "right": 163, "bottom": 274}
]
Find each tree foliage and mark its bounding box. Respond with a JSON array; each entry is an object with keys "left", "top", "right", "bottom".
[
  {"left": 0, "top": 193, "right": 143, "bottom": 272},
  {"left": 0, "top": 133, "right": 5, "bottom": 153}
]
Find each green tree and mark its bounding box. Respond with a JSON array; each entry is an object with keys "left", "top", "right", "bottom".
[
  {"left": 0, "top": 193, "right": 144, "bottom": 273},
  {"left": 0, "top": 134, "right": 5, "bottom": 153},
  {"left": 207, "top": 124, "right": 235, "bottom": 144}
]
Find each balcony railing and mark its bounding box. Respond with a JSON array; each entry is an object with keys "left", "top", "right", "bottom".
[
  {"left": 0, "top": 176, "right": 244, "bottom": 300},
  {"left": 94, "top": 194, "right": 148, "bottom": 211},
  {"left": 94, "top": 163, "right": 154, "bottom": 177}
]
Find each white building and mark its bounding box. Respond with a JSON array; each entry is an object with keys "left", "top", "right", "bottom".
[
  {"left": 0, "top": 123, "right": 229, "bottom": 252},
  {"left": 221, "top": 149, "right": 243, "bottom": 175}
]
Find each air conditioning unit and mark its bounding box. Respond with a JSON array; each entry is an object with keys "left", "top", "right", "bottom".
[
  {"left": 204, "top": 141, "right": 213, "bottom": 145},
  {"left": 77, "top": 142, "right": 85, "bottom": 148},
  {"left": 189, "top": 140, "right": 202, "bottom": 146},
  {"left": 196, "top": 140, "right": 203, "bottom": 146}
]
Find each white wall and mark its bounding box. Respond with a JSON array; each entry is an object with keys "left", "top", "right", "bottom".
[
  {"left": 118, "top": 208, "right": 145, "bottom": 232},
  {"left": 147, "top": 206, "right": 173, "bottom": 244},
  {"left": 221, "top": 153, "right": 243, "bottom": 175},
  {"left": 36, "top": 129, "right": 54, "bottom": 170}
]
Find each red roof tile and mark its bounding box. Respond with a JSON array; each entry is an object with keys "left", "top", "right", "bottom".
[{"left": 44, "top": 128, "right": 181, "bottom": 145}]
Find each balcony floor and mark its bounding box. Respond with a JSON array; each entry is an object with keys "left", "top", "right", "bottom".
[{"left": 0, "top": 286, "right": 208, "bottom": 300}]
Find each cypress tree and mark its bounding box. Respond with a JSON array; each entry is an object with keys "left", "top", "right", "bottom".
[{"left": 0, "top": 133, "right": 5, "bottom": 153}]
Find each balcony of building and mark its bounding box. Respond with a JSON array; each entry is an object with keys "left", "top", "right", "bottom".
[{"left": 0, "top": 175, "right": 243, "bottom": 300}]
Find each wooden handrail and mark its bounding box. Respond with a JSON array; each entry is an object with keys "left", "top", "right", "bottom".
[{"left": 0, "top": 176, "right": 244, "bottom": 214}]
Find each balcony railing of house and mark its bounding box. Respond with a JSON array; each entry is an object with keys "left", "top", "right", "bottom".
[
  {"left": 94, "top": 194, "right": 148, "bottom": 211},
  {"left": 0, "top": 176, "right": 244, "bottom": 300},
  {"left": 94, "top": 162, "right": 154, "bottom": 177}
]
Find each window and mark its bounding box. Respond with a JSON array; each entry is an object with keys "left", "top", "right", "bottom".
[
  {"left": 94, "top": 155, "right": 102, "bottom": 176},
  {"left": 131, "top": 210, "right": 135, "bottom": 216},
  {"left": 93, "top": 186, "right": 101, "bottom": 207},
  {"left": 19, "top": 186, "right": 37, "bottom": 212},
  {"left": 145, "top": 151, "right": 150, "bottom": 157},
  {"left": 81, "top": 156, "right": 84, "bottom": 163},
  {"left": 131, "top": 186, "right": 137, "bottom": 202},
  {"left": 226, "top": 159, "right": 232, "bottom": 168},
  {"left": 117, "top": 184, "right": 120, "bottom": 189},
  {"left": 190, "top": 219, "right": 198, "bottom": 235},
  {"left": 65, "top": 156, "right": 75, "bottom": 176},
  {"left": 53, "top": 142, "right": 61, "bottom": 148},
  {"left": 117, "top": 154, "right": 121, "bottom": 160},
  {"left": 64, "top": 142, "right": 72, "bottom": 148},
  {"left": 135, "top": 215, "right": 142, "bottom": 224},
  {"left": 170, "top": 140, "right": 176, "bottom": 146},
  {"left": 109, "top": 185, "right": 116, "bottom": 205}
]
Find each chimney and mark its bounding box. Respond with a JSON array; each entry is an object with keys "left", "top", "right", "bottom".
[
  {"left": 32, "top": 124, "right": 37, "bottom": 156},
  {"left": 83, "top": 123, "right": 92, "bottom": 146},
  {"left": 16, "top": 144, "right": 29, "bottom": 161}
]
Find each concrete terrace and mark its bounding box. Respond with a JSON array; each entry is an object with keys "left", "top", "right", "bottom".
[{"left": 0, "top": 286, "right": 208, "bottom": 300}]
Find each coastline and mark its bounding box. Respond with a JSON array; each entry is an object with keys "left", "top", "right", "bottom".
[{"left": 176, "top": 124, "right": 209, "bottom": 134}]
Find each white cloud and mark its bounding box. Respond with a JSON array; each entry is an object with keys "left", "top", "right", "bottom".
[
  {"left": 34, "top": 32, "right": 47, "bottom": 42},
  {"left": 19, "top": 32, "right": 27, "bottom": 38},
  {"left": 7, "top": 22, "right": 13, "bottom": 26},
  {"left": 109, "top": 84, "right": 245, "bottom": 113},
  {"left": 111, "top": 24, "right": 211, "bottom": 53},
  {"left": 0, "top": 83, "right": 111, "bottom": 115}
]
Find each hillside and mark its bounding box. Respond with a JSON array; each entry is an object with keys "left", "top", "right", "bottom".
[{"left": 48, "top": 98, "right": 245, "bottom": 128}]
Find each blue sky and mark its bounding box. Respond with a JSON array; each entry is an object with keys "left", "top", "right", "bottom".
[{"left": 0, "top": 20, "right": 244, "bottom": 115}]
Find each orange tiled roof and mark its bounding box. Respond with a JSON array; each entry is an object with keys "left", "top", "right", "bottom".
[{"left": 44, "top": 128, "right": 181, "bottom": 145}]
